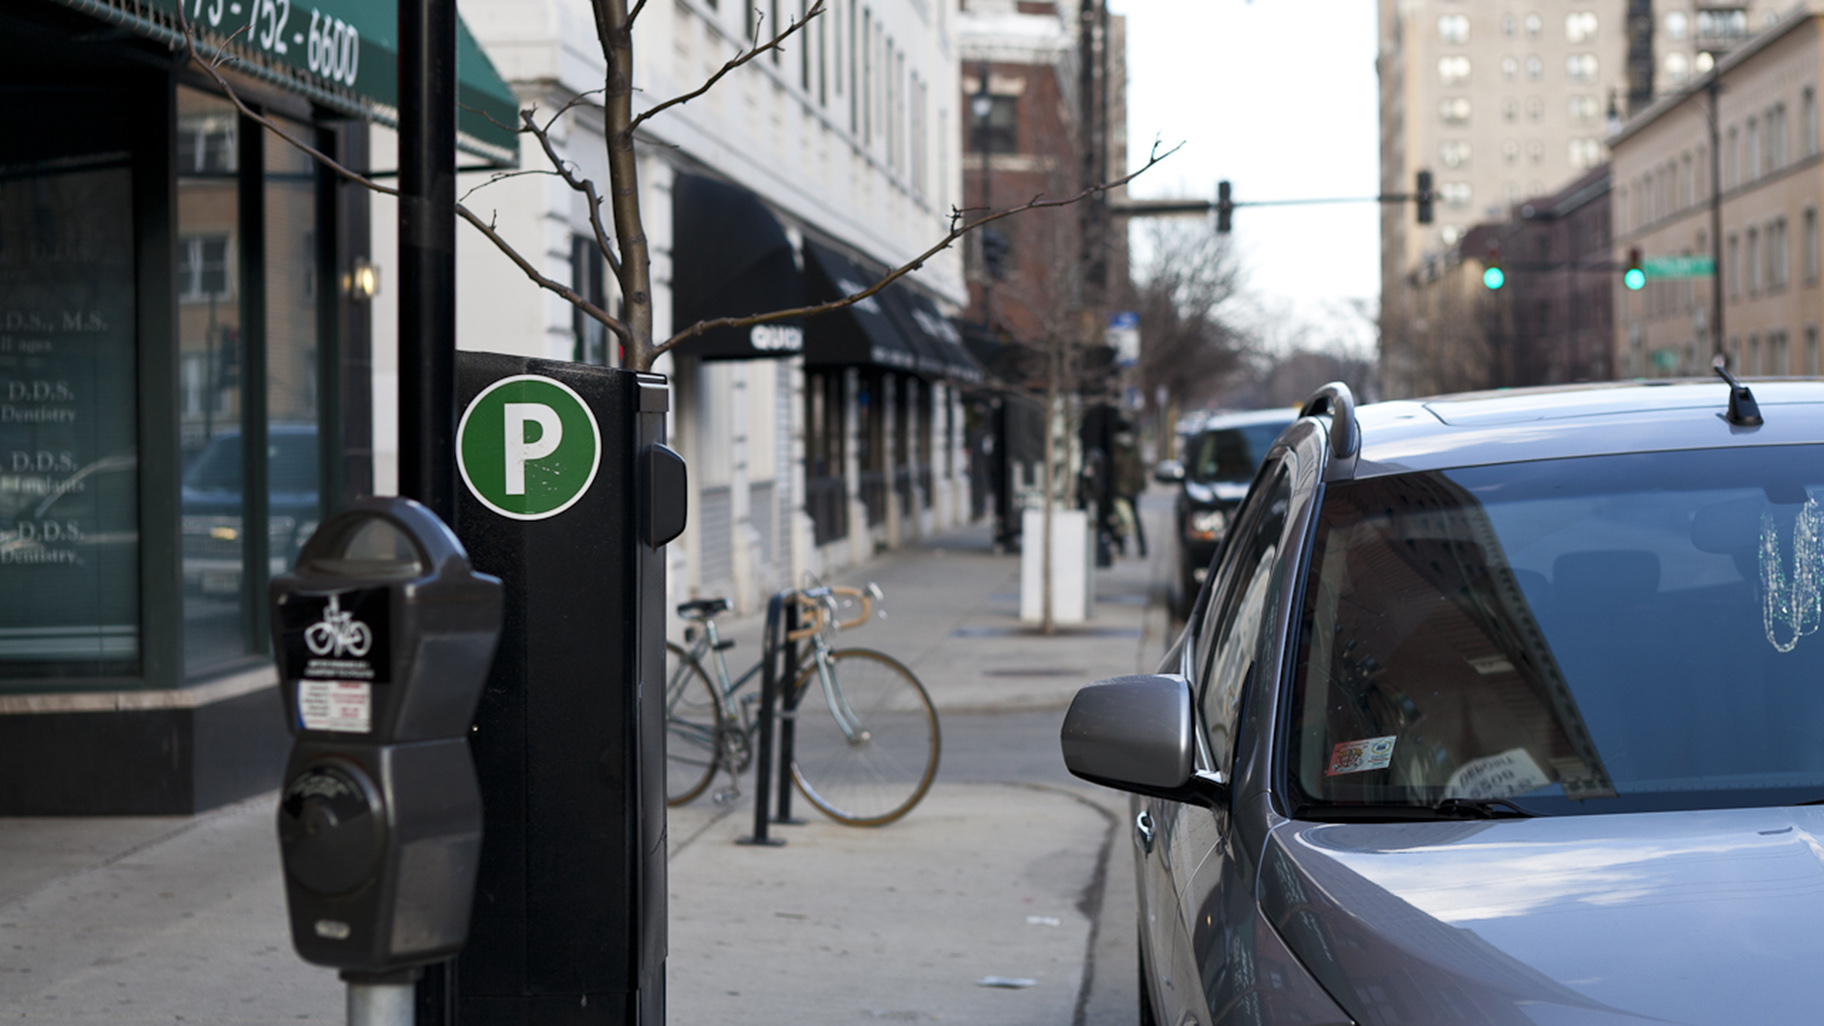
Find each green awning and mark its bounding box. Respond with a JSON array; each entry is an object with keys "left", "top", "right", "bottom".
[{"left": 50, "top": 0, "right": 520, "bottom": 165}]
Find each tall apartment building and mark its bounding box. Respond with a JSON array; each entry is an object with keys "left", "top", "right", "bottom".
[{"left": 1379, "top": 0, "right": 1783, "bottom": 396}]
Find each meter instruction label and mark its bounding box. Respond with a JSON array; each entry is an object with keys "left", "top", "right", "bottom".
[
  {"left": 457, "top": 374, "right": 601, "bottom": 521},
  {"left": 276, "top": 588, "right": 390, "bottom": 684},
  {"left": 298, "top": 680, "right": 372, "bottom": 733}
]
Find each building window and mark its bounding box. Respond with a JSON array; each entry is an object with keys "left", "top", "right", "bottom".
[
  {"left": 1728, "top": 233, "right": 1740, "bottom": 297},
  {"left": 1771, "top": 103, "right": 1788, "bottom": 168},
  {"left": 1438, "top": 55, "right": 1471, "bottom": 85},
  {"left": 1567, "top": 53, "right": 1598, "bottom": 84},
  {"left": 1697, "top": 8, "right": 1749, "bottom": 44},
  {"left": 1526, "top": 54, "right": 1544, "bottom": 80},
  {"left": 1747, "top": 226, "right": 1761, "bottom": 293},
  {"left": 1440, "top": 140, "right": 1471, "bottom": 168},
  {"left": 1503, "top": 13, "right": 1517, "bottom": 37},
  {"left": 1503, "top": 139, "right": 1520, "bottom": 165},
  {"left": 1438, "top": 14, "right": 1469, "bottom": 44},
  {"left": 1565, "top": 11, "right": 1598, "bottom": 43},
  {"left": 1524, "top": 11, "right": 1542, "bottom": 35},
  {"left": 1664, "top": 52, "right": 1689, "bottom": 85},
  {"left": 1807, "top": 326, "right": 1820, "bottom": 374},
  {"left": 1804, "top": 87, "right": 1818, "bottom": 156},
  {"left": 1526, "top": 96, "right": 1543, "bottom": 120},
  {"left": 1726, "top": 126, "right": 1738, "bottom": 188},
  {"left": 1568, "top": 95, "right": 1600, "bottom": 124},
  {"left": 1439, "top": 181, "right": 1473, "bottom": 208},
  {"left": 1665, "top": 10, "right": 1688, "bottom": 41},
  {"left": 177, "top": 234, "right": 232, "bottom": 302},
  {"left": 1502, "top": 55, "right": 1518, "bottom": 81},
  {"left": 1440, "top": 96, "right": 1472, "bottom": 125},
  {"left": 1569, "top": 137, "right": 1602, "bottom": 169},
  {"left": 1769, "top": 218, "right": 1789, "bottom": 289},
  {"left": 1805, "top": 208, "right": 1818, "bottom": 283},
  {"left": 176, "top": 114, "right": 236, "bottom": 174},
  {"left": 1747, "top": 118, "right": 1759, "bottom": 179},
  {"left": 1527, "top": 138, "right": 1544, "bottom": 164},
  {"left": 968, "top": 94, "right": 1017, "bottom": 154}
]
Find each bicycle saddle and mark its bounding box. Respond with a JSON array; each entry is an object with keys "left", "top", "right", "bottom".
[{"left": 676, "top": 597, "right": 730, "bottom": 619}]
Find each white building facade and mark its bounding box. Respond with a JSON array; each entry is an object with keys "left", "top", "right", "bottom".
[{"left": 370, "top": 0, "right": 979, "bottom": 618}]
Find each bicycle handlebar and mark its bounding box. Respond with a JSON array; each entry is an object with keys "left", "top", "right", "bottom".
[{"left": 785, "top": 583, "right": 879, "bottom": 640}]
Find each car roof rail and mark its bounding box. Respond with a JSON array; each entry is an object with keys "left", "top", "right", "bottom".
[{"left": 1300, "top": 382, "right": 1360, "bottom": 481}]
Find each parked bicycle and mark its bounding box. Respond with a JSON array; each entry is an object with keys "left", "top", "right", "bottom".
[{"left": 663, "top": 583, "right": 940, "bottom": 826}]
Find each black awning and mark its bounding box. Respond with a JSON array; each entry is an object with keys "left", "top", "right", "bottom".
[
  {"left": 671, "top": 174, "right": 805, "bottom": 360},
  {"left": 887, "top": 287, "right": 984, "bottom": 385},
  {"left": 801, "top": 240, "right": 919, "bottom": 372}
]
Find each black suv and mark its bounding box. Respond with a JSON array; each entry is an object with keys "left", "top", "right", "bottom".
[
  {"left": 1157, "top": 408, "right": 1296, "bottom": 615},
  {"left": 1066, "top": 375, "right": 1824, "bottom": 1026}
]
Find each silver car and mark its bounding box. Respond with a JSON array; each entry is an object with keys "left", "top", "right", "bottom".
[{"left": 1064, "top": 375, "right": 1824, "bottom": 1025}]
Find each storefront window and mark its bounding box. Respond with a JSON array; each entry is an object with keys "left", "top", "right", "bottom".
[
  {"left": 178, "top": 86, "right": 252, "bottom": 678},
  {"left": 265, "top": 123, "right": 322, "bottom": 599},
  {"left": 0, "top": 139, "right": 141, "bottom": 680}
]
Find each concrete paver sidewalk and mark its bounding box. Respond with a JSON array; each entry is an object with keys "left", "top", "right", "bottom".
[{"left": 0, "top": 501, "right": 1174, "bottom": 1024}]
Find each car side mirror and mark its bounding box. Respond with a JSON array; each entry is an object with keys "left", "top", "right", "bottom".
[
  {"left": 1153, "top": 459, "right": 1185, "bottom": 484},
  {"left": 1059, "top": 674, "right": 1229, "bottom": 807}
]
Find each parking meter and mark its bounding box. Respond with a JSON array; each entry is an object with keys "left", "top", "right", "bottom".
[{"left": 270, "top": 496, "right": 503, "bottom": 977}]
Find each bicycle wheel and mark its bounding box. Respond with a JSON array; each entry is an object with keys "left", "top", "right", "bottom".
[
  {"left": 789, "top": 648, "right": 940, "bottom": 826},
  {"left": 665, "top": 642, "right": 724, "bottom": 806}
]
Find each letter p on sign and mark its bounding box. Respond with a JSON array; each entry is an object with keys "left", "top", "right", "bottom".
[
  {"left": 502, "top": 403, "right": 563, "bottom": 495},
  {"left": 458, "top": 375, "right": 601, "bottom": 520}
]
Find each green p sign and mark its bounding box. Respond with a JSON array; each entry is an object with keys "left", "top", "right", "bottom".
[{"left": 457, "top": 375, "right": 602, "bottom": 520}]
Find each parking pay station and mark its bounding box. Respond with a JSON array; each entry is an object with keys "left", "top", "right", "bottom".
[
  {"left": 443, "top": 355, "right": 685, "bottom": 1025},
  {"left": 270, "top": 498, "right": 504, "bottom": 1016}
]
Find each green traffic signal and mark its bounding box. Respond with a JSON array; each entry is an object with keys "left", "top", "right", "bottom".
[
  {"left": 1483, "top": 266, "right": 1505, "bottom": 290},
  {"left": 1624, "top": 267, "right": 1646, "bottom": 290}
]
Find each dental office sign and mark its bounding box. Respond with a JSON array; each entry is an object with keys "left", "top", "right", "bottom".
[{"left": 457, "top": 375, "right": 601, "bottom": 521}]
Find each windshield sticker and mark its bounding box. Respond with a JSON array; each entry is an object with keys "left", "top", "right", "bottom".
[
  {"left": 1760, "top": 499, "right": 1824, "bottom": 653},
  {"left": 1327, "top": 736, "right": 1396, "bottom": 776},
  {"left": 1444, "top": 747, "right": 1551, "bottom": 800}
]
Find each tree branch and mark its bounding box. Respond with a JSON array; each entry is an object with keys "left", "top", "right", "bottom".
[
  {"left": 520, "top": 110, "right": 624, "bottom": 281},
  {"left": 656, "top": 139, "right": 1181, "bottom": 356},
  {"left": 628, "top": 0, "right": 825, "bottom": 136}
]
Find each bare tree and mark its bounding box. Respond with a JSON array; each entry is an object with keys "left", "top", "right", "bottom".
[
  {"left": 175, "top": 3, "right": 1173, "bottom": 374},
  {"left": 1129, "top": 220, "right": 1251, "bottom": 444}
]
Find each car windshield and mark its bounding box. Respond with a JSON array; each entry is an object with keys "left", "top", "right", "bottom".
[
  {"left": 1288, "top": 444, "right": 1824, "bottom": 817},
  {"left": 1186, "top": 422, "right": 1288, "bottom": 483}
]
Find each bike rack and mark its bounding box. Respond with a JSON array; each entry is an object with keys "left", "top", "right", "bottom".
[{"left": 738, "top": 588, "right": 806, "bottom": 846}]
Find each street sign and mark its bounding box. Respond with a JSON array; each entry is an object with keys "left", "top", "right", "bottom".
[
  {"left": 458, "top": 374, "right": 602, "bottom": 520},
  {"left": 1107, "top": 311, "right": 1139, "bottom": 367},
  {"left": 1643, "top": 256, "right": 1715, "bottom": 278}
]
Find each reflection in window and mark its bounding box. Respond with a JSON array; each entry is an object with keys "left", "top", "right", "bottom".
[
  {"left": 1438, "top": 55, "right": 1471, "bottom": 85},
  {"left": 177, "top": 235, "right": 232, "bottom": 302},
  {"left": 1565, "top": 11, "right": 1598, "bottom": 43},
  {"left": 177, "top": 114, "right": 236, "bottom": 175},
  {"left": 1438, "top": 14, "right": 1469, "bottom": 44},
  {"left": 1569, "top": 138, "right": 1603, "bottom": 169},
  {"left": 1569, "top": 95, "right": 1601, "bottom": 124},
  {"left": 1439, "top": 181, "right": 1472, "bottom": 208},
  {"left": 1440, "top": 140, "right": 1472, "bottom": 168},
  {"left": 1567, "top": 53, "right": 1598, "bottom": 83},
  {"left": 1439, "top": 96, "right": 1472, "bottom": 125}
]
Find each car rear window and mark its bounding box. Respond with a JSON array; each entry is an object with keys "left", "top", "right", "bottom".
[
  {"left": 1186, "top": 422, "right": 1288, "bottom": 483},
  {"left": 1287, "top": 444, "right": 1824, "bottom": 816}
]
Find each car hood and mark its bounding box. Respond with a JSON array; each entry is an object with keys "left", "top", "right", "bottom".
[{"left": 1261, "top": 808, "right": 1824, "bottom": 1025}]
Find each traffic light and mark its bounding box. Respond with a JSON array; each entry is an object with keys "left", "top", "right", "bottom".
[
  {"left": 1624, "top": 247, "right": 1646, "bottom": 290},
  {"left": 1216, "top": 180, "right": 1233, "bottom": 234},
  {"left": 1482, "top": 242, "right": 1504, "bottom": 290},
  {"left": 1416, "top": 170, "right": 1435, "bottom": 225}
]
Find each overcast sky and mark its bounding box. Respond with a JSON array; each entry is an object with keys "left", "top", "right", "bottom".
[{"left": 1112, "top": 0, "right": 1381, "bottom": 354}]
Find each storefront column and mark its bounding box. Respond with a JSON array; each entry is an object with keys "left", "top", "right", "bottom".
[
  {"left": 883, "top": 372, "right": 901, "bottom": 549},
  {"left": 843, "top": 367, "right": 868, "bottom": 567}
]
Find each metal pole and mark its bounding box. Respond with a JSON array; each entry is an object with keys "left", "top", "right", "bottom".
[
  {"left": 975, "top": 62, "right": 993, "bottom": 328},
  {"left": 348, "top": 982, "right": 415, "bottom": 1026},
  {"left": 1708, "top": 75, "right": 1727, "bottom": 366},
  {"left": 740, "top": 593, "right": 787, "bottom": 846},
  {"left": 398, "top": 0, "right": 458, "bottom": 521},
  {"left": 399, "top": 3, "right": 457, "bottom": 1019}
]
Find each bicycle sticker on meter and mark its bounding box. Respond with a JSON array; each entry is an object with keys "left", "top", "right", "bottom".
[{"left": 276, "top": 589, "right": 391, "bottom": 732}]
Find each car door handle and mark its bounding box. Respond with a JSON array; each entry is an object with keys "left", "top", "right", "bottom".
[{"left": 1135, "top": 810, "right": 1155, "bottom": 853}]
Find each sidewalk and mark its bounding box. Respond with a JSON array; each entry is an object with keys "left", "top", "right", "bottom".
[{"left": 0, "top": 502, "right": 1176, "bottom": 1024}]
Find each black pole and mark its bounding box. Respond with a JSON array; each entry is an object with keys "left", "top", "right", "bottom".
[
  {"left": 1708, "top": 76, "right": 1726, "bottom": 366},
  {"left": 774, "top": 610, "right": 803, "bottom": 826},
  {"left": 398, "top": 0, "right": 458, "bottom": 522},
  {"left": 740, "top": 593, "right": 787, "bottom": 846},
  {"left": 401, "top": 1, "right": 458, "bottom": 1019}
]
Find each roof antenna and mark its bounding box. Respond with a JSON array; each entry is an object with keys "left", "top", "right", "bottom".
[{"left": 1712, "top": 354, "right": 1764, "bottom": 427}]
